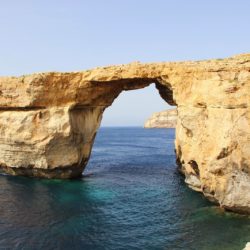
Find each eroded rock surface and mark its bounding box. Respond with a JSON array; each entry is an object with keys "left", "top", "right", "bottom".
[
  {"left": 0, "top": 53, "right": 249, "bottom": 213},
  {"left": 144, "top": 109, "right": 177, "bottom": 128}
]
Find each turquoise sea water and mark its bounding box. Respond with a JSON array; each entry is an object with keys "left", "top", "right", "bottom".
[{"left": 0, "top": 127, "right": 249, "bottom": 250}]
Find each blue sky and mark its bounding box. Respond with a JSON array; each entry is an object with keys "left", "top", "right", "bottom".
[{"left": 0, "top": 1, "right": 249, "bottom": 126}]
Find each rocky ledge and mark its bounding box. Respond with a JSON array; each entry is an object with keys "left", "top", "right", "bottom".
[
  {"left": 144, "top": 109, "right": 177, "bottom": 128},
  {"left": 0, "top": 53, "right": 249, "bottom": 214}
]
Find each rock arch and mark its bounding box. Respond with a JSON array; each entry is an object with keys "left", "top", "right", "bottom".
[{"left": 0, "top": 54, "right": 249, "bottom": 213}]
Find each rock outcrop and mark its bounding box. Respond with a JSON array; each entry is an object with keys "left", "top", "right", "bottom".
[
  {"left": 0, "top": 53, "right": 249, "bottom": 213},
  {"left": 144, "top": 109, "right": 177, "bottom": 128}
]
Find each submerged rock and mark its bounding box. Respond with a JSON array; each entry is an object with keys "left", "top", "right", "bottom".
[
  {"left": 144, "top": 109, "right": 177, "bottom": 128},
  {"left": 0, "top": 53, "right": 249, "bottom": 214}
]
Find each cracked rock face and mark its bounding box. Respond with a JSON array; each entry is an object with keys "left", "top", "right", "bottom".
[{"left": 0, "top": 53, "right": 249, "bottom": 213}]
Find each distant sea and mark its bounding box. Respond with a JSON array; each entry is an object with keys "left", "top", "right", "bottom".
[{"left": 0, "top": 127, "right": 249, "bottom": 250}]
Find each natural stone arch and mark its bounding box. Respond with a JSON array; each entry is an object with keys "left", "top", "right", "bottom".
[{"left": 0, "top": 54, "right": 249, "bottom": 213}]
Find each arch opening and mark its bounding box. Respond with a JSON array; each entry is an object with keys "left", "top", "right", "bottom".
[{"left": 100, "top": 82, "right": 175, "bottom": 127}]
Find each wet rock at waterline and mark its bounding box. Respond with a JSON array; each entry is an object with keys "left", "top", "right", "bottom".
[{"left": 0, "top": 53, "right": 249, "bottom": 213}]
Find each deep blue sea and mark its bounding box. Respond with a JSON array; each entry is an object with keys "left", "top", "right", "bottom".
[{"left": 0, "top": 128, "right": 249, "bottom": 250}]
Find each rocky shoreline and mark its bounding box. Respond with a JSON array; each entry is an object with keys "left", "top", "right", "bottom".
[
  {"left": 144, "top": 109, "right": 177, "bottom": 128},
  {"left": 0, "top": 53, "right": 249, "bottom": 214}
]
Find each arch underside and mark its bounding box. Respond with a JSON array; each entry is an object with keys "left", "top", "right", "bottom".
[{"left": 0, "top": 54, "right": 249, "bottom": 213}]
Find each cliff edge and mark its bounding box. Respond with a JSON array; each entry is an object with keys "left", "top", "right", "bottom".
[
  {"left": 0, "top": 53, "right": 249, "bottom": 213},
  {"left": 144, "top": 109, "right": 177, "bottom": 128}
]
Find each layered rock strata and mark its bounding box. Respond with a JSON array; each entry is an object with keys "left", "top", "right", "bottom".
[
  {"left": 144, "top": 109, "right": 177, "bottom": 128},
  {"left": 0, "top": 53, "right": 249, "bottom": 213}
]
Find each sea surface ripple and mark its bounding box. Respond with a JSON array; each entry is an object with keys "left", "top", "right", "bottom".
[{"left": 0, "top": 128, "right": 249, "bottom": 250}]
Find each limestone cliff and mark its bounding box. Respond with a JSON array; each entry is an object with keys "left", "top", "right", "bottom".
[
  {"left": 144, "top": 109, "right": 177, "bottom": 128},
  {"left": 0, "top": 53, "right": 249, "bottom": 213}
]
